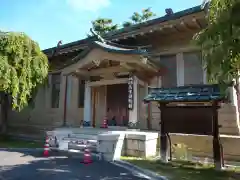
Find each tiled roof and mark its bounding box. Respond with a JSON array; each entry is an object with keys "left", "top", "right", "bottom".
[
  {"left": 43, "top": 5, "right": 203, "bottom": 54},
  {"left": 54, "top": 40, "right": 155, "bottom": 71},
  {"left": 144, "top": 84, "right": 225, "bottom": 103}
]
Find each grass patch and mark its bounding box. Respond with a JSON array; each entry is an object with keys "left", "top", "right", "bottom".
[
  {"left": 121, "top": 157, "right": 240, "bottom": 180},
  {"left": 0, "top": 135, "right": 43, "bottom": 148}
]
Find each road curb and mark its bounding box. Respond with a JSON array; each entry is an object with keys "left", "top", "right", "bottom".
[
  {"left": 112, "top": 160, "right": 168, "bottom": 180},
  {"left": 65, "top": 150, "right": 167, "bottom": 180},
  {"left": 0, "top": 148, "right": 43, "bottom": 152}
]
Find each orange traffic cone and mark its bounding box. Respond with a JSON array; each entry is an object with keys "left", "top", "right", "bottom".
[
  {"left": 82, "top": 148, "right": 92, "bottom": 164},
  {"left": 101, "top": 116, "right": 108, "bottom": 128},
  {"left": 43, "top": 136, "right": 50, "bottom": 157}
]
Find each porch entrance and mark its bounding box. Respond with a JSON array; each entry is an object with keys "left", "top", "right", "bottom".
[
  {"left": 106, "top": 84, "right": 129, "bottom": 126},
  {"left": 62, "top": 39, "right": 162, "bottom": 129},
  {"left": 92, "top": 83, "right": 129, "bottom": 127}
]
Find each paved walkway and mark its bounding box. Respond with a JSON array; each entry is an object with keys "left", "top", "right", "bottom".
[{"left": 0, "top": 150, "right": 150, "bottom": 180}]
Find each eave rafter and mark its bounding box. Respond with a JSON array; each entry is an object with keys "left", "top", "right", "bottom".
[
  {"left": 75, "top": 65, "right": 128, "bottom": 77},
  {"left": 111, "top": 12, "right": 205, "bottom": 41},
  {"left": 71, "top": 55, "right": 161, "bottom": 82},
  {"left": 192, "top": 18, "right": 202, "bottom": 28}
]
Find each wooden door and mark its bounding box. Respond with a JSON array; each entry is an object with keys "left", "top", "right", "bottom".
[
  {"left": 92, "top": 86, "right": 106, "bottom": 127},
  {"left": 106, "top": 84, "right": 128, "bottom": 126}
]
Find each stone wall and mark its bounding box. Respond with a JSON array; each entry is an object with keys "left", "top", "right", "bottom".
[
  {"left": 169, "top": 134, "right": 240, "bottom": 161},
  {"left": 149, "top": 103, "right": 240, "bottom": 135},
  {"left": 96, "top": 131, "right": 159, "bottom": 160},
  {"left": 218, "top": 104, "right": 240, "bottom": 135},
  {"left": 7, "top": 75, "right": 84, "bottom": 137}
]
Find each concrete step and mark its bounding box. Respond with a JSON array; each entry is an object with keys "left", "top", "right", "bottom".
[
  {"left": 68, "top": 144, "right": 97, "bottom": 153},
  {"left": 62, "top": 137, "right": 97, "bottom": 143},
  {"left": 57, "top": 133, "right": 98, "bottom": 152},
  {"left": 69, "top": 133, "right": 98, "bottom": 140},
  {"left": 65, "top": 149, "right": 101, "bottom": 160},
  {"left": 56, "top": 127, "right": 108, "bottom": 136},
  {"left": 57, "top": 138, "right": 97, "bottom": 151}
]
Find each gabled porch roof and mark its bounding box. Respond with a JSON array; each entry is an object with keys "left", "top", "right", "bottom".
[{"left": 62, "top": 40, "right": 162, "bottom": 81}]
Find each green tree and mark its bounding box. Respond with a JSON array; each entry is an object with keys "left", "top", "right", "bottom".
[
  {"left": 194, "top": 0, "right": 240, "bottom": 91},
  {"left": 0, "top": 31, "right": 48, "bottom": 134},
  {"left": 90, "top": 8, "right": 156, "bottom": 35},
  {"left": 90, "top": 18, "right": 118, "bottom": 36},
  {"left": 123, "top": 8, "right": 156, "bottom": 27}
]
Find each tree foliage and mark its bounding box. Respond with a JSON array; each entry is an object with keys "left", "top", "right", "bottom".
[
  {"left": 193, "top": 0, "right": 240, "bottom": 85},
  {"left": 0, "top": 32, "right": 49, "bottom": 111},
  {"left": 90, "top": 8, "right": 156, "bottom": 35},
  {"left": 123, "top": 8, "right": 156, "bottom": 27},
  {"left": 90, "top": 18, "right": 118, "bottom": 36}
]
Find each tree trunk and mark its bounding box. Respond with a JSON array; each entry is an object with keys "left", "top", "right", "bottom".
[{"left": 0, "top": 93, "right": 9, "bottom": 135}]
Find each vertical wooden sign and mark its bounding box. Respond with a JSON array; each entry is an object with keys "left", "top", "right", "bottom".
[{"left": 128, "top": 76, "right": 134, "bottom": 110}]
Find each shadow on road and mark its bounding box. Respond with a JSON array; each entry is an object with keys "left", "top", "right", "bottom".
[{"left": 0, "top": 150, "right": 150, "bottom": 180}]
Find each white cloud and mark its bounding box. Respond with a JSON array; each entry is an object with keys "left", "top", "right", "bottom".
[
  {"left": 66, "top": 0, "right": 110, "bottom": 12},
  {"left": 0, "top": 27, "right": 10, "bottom": 32}
]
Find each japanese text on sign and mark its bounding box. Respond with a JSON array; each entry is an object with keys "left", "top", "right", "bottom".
[{"left": 128, "top": 76, "right": 134, "bottom": 110}]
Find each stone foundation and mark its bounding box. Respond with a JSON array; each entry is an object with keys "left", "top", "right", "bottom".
[
  {"left": 97, "top": 133, "right": 125, "bottom": 161},
  {"left": 123, "top": 133, "right": 158, "bottom": 157},
  {"left": 47, "top": 128, "right": 158, "bottom": 161},
  {"left": 97, "top": 131, "right": 158, "bottom": 161}
]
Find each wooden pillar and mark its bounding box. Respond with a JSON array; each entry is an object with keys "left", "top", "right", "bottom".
[
  {"left": 176, "top": 52, "right": 184, "bottom": 86},
  {"left": 92, "top": 88, "right": 96, "bottom": 127},
  {"left": 144, "top": 82, "right": 151, "bottom": 129},
  {"left": 147, "top": 103, "right": 151, "bottom": 129},
  {"left": 128, "top": 75, "right": 139, "bottom": 128},
  {"left": 83, "top": 81, "right": 91, "bottom": 126},
  {"left": 62, "top": 76, "right": 68, "bottom": 126},
  {"left": 159, "top": 103, "right": 168, "bottom": 163},
  {"left": 212, "top": 101, "right": 223, "bottom": 170}
]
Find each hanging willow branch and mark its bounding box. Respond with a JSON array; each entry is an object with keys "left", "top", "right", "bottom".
[
  {"left": 0, "top": 31, "right": 48, "bottom": 111},
  {"left": 193, "top": 0, "right": 240, "bottom": 87}
]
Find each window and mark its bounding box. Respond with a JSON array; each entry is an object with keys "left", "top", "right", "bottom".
[
  {"left": 66, "top": 76, "right": 72, "bottom": 107},
  {"left": 51, "top": 73, "right": 61, "bottom": 108},
  {"left": 29, "top": 97, "right": 35, "bottom": 109},
  {"left": 78, "top": 80, "right": 85, "bottom": 108},
  {"left": 160, "top": 55, "right": 177, "bottom": 88},
  {"left": 28, "top": 89, "right": 37, "bottom": 109},
  {"left": 183, "top": 51, "right": 204, "bottom": 85}
]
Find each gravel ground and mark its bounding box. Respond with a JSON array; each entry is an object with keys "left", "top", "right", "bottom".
[{"left": 0, "top": 150, "right": 150, "bottom": 180}]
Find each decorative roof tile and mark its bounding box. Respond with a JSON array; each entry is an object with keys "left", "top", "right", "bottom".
[
  {"left": 144, "top": 84, "right": 225, "bottom": 103},
  {"left": 92, "top": 41, "right": 148, "bottom": 55}
]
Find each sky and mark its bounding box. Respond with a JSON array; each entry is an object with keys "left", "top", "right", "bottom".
[{"left": 0, "top": 0, "right": 203, "bottom": 50}]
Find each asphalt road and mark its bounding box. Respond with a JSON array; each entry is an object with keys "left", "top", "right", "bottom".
[{"left": 0, "top": 150, "right": 150, "bottom": 180}]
